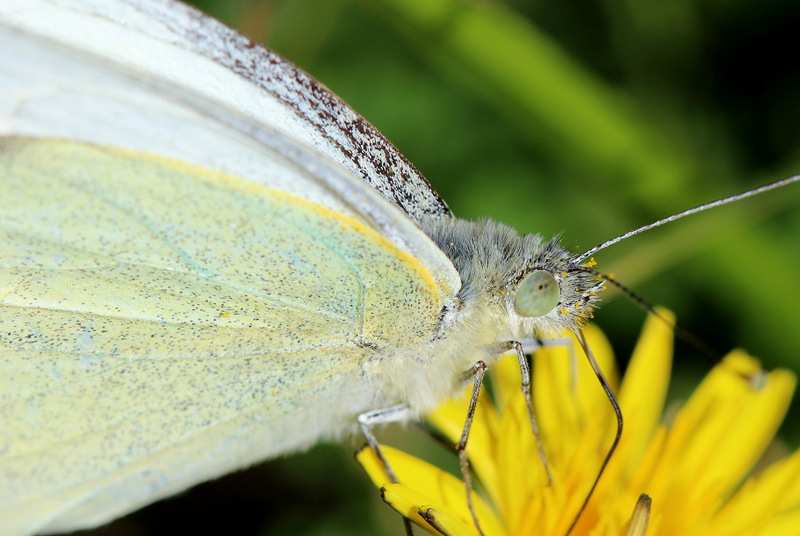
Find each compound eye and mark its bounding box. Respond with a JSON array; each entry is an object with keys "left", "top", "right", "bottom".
[{"left": 514, "top": 270, "right": 559, "bottom": 317}]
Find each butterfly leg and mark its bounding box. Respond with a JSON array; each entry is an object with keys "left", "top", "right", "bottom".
[
  {"left": 520, "top": 336, "right": 577, "bottom": 389},
  {"left": 358, "top": 405, "right": 416, "bottom": 536},
  {"left": 499, "top": 340, "right": 554, "bottom": 484},
  {"left": 358, "top": 404, "right": 409, "bottom": 484},
  {"left": 452, "top": 360, "right": 489, "bottom": 536}
]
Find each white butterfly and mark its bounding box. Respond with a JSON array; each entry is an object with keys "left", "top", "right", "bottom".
[
  {"left": 1, "top": 1, "right": 605, "bottom": 534},
  {"left": 3, "top": 2, "right": 799, "bottom": 536}
]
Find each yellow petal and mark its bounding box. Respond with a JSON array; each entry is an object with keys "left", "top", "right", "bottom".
[
  {"left": 357, "top": 442, "right": 394, "bottom": 488},
  {"left": 641, "top": 352, "right": 796, "bottom": 533},
  {"left": 418, "top": 505, "right": 482, "bottom": 536},
  {"left": 493, "top": 348, "right": 525, "bottom": 411},
  {"left": 493, "top": 379, "right": 549, "bottom": 529},
  {"left": 533, "top": 340, "right": 581, "bottom": 460},
  {"left": 710, "top": 447, "right": 800, "bottom": 535},
  {"left": 357, "top": 446, "right": 508, "bottom": 536},
  {"left": 681, "top": 353, "right": 794, "bottom": 492},
  {"left": 380, "top": 485, "right": 442, "bottom": 532},
  {"left": 609, "top": 310, "right": 674, "bottom": 479}
]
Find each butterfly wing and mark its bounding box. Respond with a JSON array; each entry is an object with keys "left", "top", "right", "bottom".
[
  {"left": 0, "top": 0, "right": 451, "bottom": 222},
  {"left": 0, "top": 0, "right": 460, "bottom": 533}
]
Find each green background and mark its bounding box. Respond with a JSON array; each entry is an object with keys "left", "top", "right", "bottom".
[{"left": 80, "top": 0, "right": 800, "bottom": 535}]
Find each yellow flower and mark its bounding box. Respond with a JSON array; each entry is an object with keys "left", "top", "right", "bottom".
[{"left": 358, "top": 312, "right": 800, "bottom": 535}]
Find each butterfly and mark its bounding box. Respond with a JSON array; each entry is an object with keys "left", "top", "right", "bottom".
[{"left": 2, "top": 1, "right": 799, "bottom": 535}]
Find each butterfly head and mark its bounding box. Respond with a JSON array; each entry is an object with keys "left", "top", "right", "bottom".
[{"left": 423, "top": 217, "right": 605, "bottom": 340}]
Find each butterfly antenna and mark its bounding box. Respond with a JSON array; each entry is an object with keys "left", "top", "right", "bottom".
[
  {"left": 565, "top": 328, "right": 623, "bottom": 536},
  {"left": 569, "top": 265, "right": 718, "bottom": 361},
  {"left": 576, "top": 175, "right": 800, "bottom": 263}
]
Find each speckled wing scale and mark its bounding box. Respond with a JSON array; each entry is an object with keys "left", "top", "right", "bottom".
[
  {"left": 0, "top": 139, "right": 449, "bottom": 534},
  {"left": 0, "top": 0, "right": 462, "bottom": 534}
]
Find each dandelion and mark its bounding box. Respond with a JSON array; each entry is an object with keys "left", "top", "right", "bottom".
[{"left": 358, "top": 312, "right": 800, "bottom": 535}]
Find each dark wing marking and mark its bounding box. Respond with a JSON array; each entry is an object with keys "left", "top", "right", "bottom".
[{"left": 132, "top": 0, "right": 452, "bottom": 221}]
